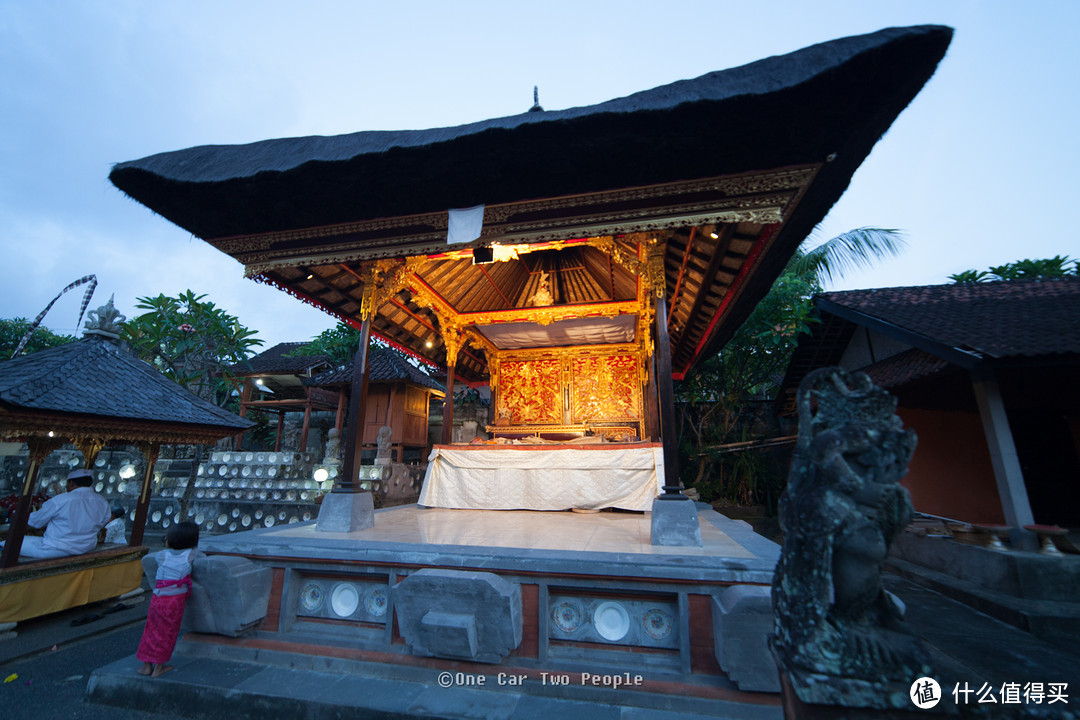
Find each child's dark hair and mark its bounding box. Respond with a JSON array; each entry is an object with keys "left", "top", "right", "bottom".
[
  {"left": 111, "top": 506, "right": 125, "bottom": 520},
  {"left": 166, "top": 521, "right": 200, "bottom": 550}
]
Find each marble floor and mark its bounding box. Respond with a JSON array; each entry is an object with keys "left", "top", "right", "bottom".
[{"left": 268, "top": 505, "right": 755, "bottom": 558}]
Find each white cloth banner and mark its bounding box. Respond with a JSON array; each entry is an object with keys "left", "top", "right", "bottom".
[
  {"left": 418, "top": 445, "right": 664, "bottom": 511},
  {"left": 447, "top": 204, "right": 485, "bottom": 245}
]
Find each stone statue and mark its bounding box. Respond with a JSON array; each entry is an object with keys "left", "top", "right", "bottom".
[
  {"left": 772, "top": 367, "right": 928, "bottom": 705},
  {"left": 83, "top": 295, "right": 126, "bottom": 338},
  {"left": 323, "top": 428, "right": 342, "bottom": 467},
  {"left": 375, "top": 426, "right": 393, "bottom": 462}
]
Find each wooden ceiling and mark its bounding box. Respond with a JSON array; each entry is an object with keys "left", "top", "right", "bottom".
[{"left": 253, "top": 214, "right": 775, "bottom": 383}]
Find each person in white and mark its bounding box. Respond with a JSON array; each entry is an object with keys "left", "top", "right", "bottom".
[
  {"left": 10, "top": 468, "right": 110, "bottom": 559},
  {"left": 102, "top": 506, "right": 127, "bottom": 544}
]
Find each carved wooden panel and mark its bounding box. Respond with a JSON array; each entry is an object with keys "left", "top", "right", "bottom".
[
  {"left": 497, "top": 359, "right": 563, "bottom": 424},
  {"left": 570, "top": 355, "right": 641, "bottom": 423}
]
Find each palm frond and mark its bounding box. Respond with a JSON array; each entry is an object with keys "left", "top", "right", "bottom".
[{"left": 789, "top": 227, "right": 907, "bottom": 285}]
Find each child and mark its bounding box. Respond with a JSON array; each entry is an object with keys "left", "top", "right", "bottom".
[
  {"left": 102, "top": 506, "right": 127, "bottom": 544},
  {"left": 136, "top": 521, "right": 201, "bottom": 677}
]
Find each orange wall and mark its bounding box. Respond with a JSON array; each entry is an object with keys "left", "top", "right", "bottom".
[{"left": 898, "top": 407, "right": 1005, "bottom": 524}]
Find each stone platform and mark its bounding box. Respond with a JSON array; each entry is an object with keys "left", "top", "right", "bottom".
[{"left": 87, "top": 503, "right": 785, "bottom": 718}]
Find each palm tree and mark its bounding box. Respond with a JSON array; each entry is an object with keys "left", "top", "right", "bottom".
[{"left": 787, "top": 227, "right": 907, "bottom": 287}]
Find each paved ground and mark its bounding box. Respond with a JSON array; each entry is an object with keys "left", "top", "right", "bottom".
[{"left": 0, "top": 583, "right": 175, "bottom": 720}]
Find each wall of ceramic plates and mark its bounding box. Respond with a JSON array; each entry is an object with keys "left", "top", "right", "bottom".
[
  {"left": 296, "top": 575, "right": 390, "bottom": 624},
  {"left": 548, "top": 594, "right": 679, "bottom": 650},
  {"left": 0, "top": 445, "right": 430, "bottom": 543}
]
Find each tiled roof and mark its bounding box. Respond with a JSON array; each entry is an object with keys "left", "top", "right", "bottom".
[
  {"left": 306, "top": 345, "right": 445, "bottom": 393},
  {"left": 0, "top": 336, "right": 253, "bottom": 430},
  {"left": 818, "top": 277, "right": 1080, "bottom": 359},
  {"left": 861, "top": 348, "right": 952, "bottom": 389},
  {"left": 229, "top": 342, "right": 331, "bottom": 375}
]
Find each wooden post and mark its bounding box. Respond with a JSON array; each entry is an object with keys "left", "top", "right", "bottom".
[
  {"left": 1, "top": 436, "right": 61, "bottom": 568},
  {"left": 340, "top": 317, "right": 373, "bottom": 492},
  {"left": 274, "top": 412, "right": 285, "bottom": 451},
  {"left": 129, "top": 442, "right": 161, "bottom": 546},
  {"left": 234, "top": 378, "right": 253, "bottom": 450},
  {"left": 441, "top": 364, "right": 456, "bottom": 445},
  {"left": 335, "top": 387, "right": 347, "bottom": 435},
  {"left": 654, "top": 292, "right": 684, "bottom": 497},
  {"left": 299, "top": 388, "right": 313, "bottom": 452}
]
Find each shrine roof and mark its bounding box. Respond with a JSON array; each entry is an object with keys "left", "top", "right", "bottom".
[
  {"left": 305, "top": 345, "right": 445, "bottom": 393},
  {"left": 0, "top": 335, "right": 253, "bottom": 442},
  {"left": 228, "top": 341, "right": 331, "bottom": 376},
  {"left": 110, "top": 25, "right": 950, "bottom": 240}
]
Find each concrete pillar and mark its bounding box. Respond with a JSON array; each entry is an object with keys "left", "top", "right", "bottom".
[{"left": 971, "top": 368, "right": 1037, "bottom": 550}]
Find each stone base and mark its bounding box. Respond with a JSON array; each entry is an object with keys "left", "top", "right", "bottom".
[
  {"left": 650, "top": 496, "right": 703, "bottom": 546},
  {"left": 142, "top": 554, "right": 271, "bottom": 637},
  {"left": 393, "top": 568, "right": 522, "bottom": 663},
  {"left": 713, "top": 585, "right": 780, "bottom": 692},
  {"left": 777, "top": 670, "right": 956, "bottom": 719},
  {"left": 316, "top": 491, "right": 374, "bottom": 533}
]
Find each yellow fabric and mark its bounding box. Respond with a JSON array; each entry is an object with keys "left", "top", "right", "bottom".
[{"left": 0, "top": 558, "right": 142, "bottom": 623}]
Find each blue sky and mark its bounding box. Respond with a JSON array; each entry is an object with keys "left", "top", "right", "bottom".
[{"left": 2, "top": 1, "right": 1078, "bottom": 349}]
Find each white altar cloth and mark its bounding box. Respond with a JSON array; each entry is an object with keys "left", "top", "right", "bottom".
[{"left": 418, "top": 443, "right": 664, "bottom": 511}]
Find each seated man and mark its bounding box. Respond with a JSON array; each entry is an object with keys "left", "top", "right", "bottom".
[{"left": 15, "top": 469, "right": 111, "bottom": 559}]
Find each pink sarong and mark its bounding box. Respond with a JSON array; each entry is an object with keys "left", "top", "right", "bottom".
[{"left": 136, "top": 577, "right": 191, "bottom": 664}]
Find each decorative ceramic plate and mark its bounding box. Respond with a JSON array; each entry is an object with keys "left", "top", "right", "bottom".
[
  {"left": 300, "top": 582, "right": 323, "bottom": 612},
  {"left": 593, "top": 601, "right": 630, "bottom": 642},
  {"left": 366, "top": 588, "right": 388, "bottom": 617},
  {"left": 330, "top": 583, "right": 360, "bottom": 617},
  {"left": 552, "top": 601, "right": 583, "bottom": 633},
  {"left": 642, "top": 608, "right": 673, "bottom": 640}
]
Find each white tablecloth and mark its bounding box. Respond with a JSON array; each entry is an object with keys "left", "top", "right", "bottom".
[{"left": 418, "top": 444, "right": 664, "bottom": 511}]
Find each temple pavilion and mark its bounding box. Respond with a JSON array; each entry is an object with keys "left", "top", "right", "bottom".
[
  {"left": 86, "top": 26, "right": 955, "bottom": 712},
  {"left": 108, "top": 26, "right": 952, "bottom": 527}
]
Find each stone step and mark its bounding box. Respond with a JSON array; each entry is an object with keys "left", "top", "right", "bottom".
[{"left": 87, "top": 650, "right": 782, "bottom": 720}]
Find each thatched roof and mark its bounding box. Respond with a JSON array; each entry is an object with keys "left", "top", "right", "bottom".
[
  {"left": 0, "top": 335, "right": 253, "bottom": 444},
  {"left": 109, "top": 25, "right": 952, "bottom": 379}
]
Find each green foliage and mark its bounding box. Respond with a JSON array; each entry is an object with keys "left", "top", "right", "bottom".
[
  {"left": 289, "top": 323, "right": 362, "bottom": 367},
  {"left": 676, "top": 268, "right": 818, "bottom": 505},
  {"left": 676, "top": 227, "right": 907, "bottom": 510},
  {"left": 1, "top": 318, "right": 75, "bottom": 358},
  {"left": 950, "top": 256, "right": 1079, "bottom": 283},
  {"left": 121, "top": 290, "right": 263, "bottom": 406}
]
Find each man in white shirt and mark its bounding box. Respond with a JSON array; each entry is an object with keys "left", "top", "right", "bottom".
[{"left": 14, "top": 469, "right": 111, "bottom": 559}]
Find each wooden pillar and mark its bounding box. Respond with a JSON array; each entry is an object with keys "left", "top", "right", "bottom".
[
  {"left": 335, "top": 387, "right": 347, "bottom": 435},
  {"left": 441, "top": 364, "right": 456, "bottom": 445},
  {"left": 299, "top": 388, "right": 313, "bottom": 452},
  {"left": 971, "top": 367, "right": 1037, "bottom": 549},
  {"left": 129, "top": 442, "right": 161, "bottom": 546},
  {"left": 274, "top": 412, "right": 285, "bottom": 452},
  {"left": 654, "top": 292, "right": 684, "bottom": 497},
  {"left": 1, "top": 436, "right": 61, "bottom": 568},
  {"left": 234, "top": 378, "right": 253, "bottom": 450},
  {"left": 340, "top": 317, "right": 373, "bottom": 492}
]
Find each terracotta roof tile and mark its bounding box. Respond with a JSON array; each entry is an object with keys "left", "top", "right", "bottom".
[
  {"left": 305, "top": 345, "right": 445, "bottom": 393},
  {"left": 819, "top": 277, "right": 1080, "bottom": 359}
]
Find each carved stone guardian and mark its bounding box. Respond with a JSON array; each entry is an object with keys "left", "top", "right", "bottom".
[{"left": 771, "top": 368, "right": 937, "bottom": 716}]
